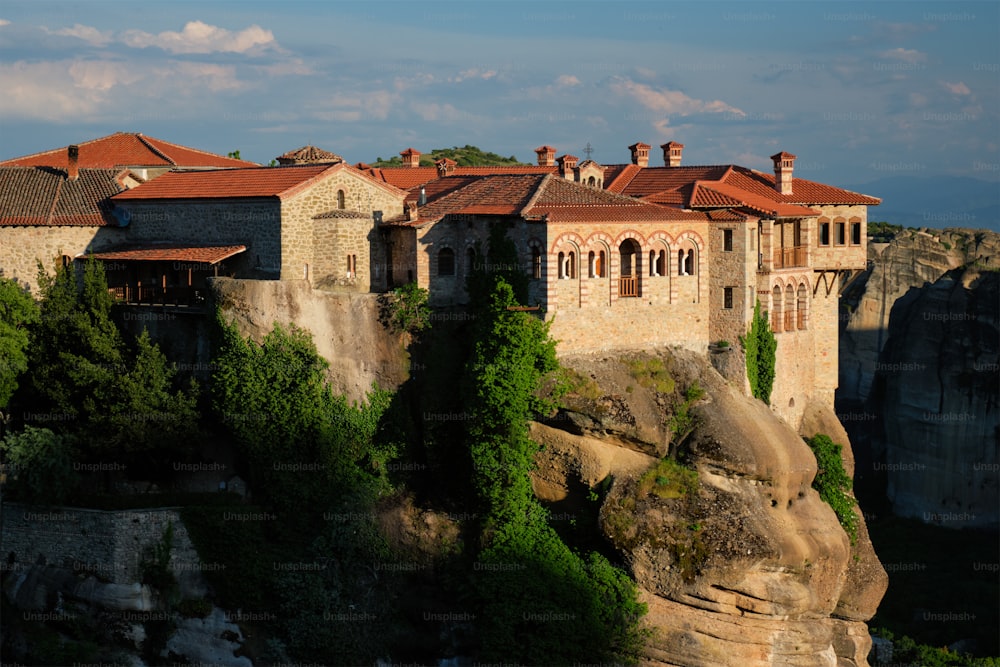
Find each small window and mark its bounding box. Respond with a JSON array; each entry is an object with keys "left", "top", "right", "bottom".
[
  {"left": 588, "top": 251, "right": 596, "bottom": 278},
  {"left": 562, "top": 252, "right": 575, "bottom": 279},
  {"left": 835, "top": 222, "right": 846, "bottom": 246},
  {"left": 723, "top": 287, "right": 733, "bottom": 309},
  {"left": 438, "top": 248, "right": 455, "bottom": 276},
  {"left": 337, "top": 189, "right": 346, "bottom": 209},
  {"left": 850, "top": 222, "right": 862, "bottom": 245},
  {"left": 649, "top": 250, "right": 657, "bottom": 277},
  {"left": 346, "top": 254, "right": 357, "bottom": 278},
  {"left": 531, "top": 247, "right": 542, "bottom": 279},
  {"left": 723, "top": 229, "right": 733, "bottom": 252},
  {"left": 819, "top": 222, "right": 830, "bottom": 246}
]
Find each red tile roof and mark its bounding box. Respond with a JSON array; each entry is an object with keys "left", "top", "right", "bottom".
[
  {"left": 1, "top": 132, "right": 257, "bottom": 169},
  {"left": 83, "top": 244, "right": 247, "bottom": 264},
  {"left": 364, "top": 164, "right": 558, "bottom": 190},
  {"left": 113, "top": 162, "right": 405, "bottom": 201},
  {"left": 691, "top": 180, "right": 820, "bottom": 217},
  {"left": 276, "top": 145, "right": 344, "bottom": 164},
  {"left": 0, "top": 167, "right": 129, "bottom": 226},
  {"left": 387, "top": 174, "right": 709, "bottom": 226}
]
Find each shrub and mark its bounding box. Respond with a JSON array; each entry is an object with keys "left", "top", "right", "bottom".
[
  {"left": 741, "top": 300, "right": 777, "bottom": 404},
  {"left": 0, "top": 426, "right": 78, "bottom": 504},
  {"left": 379, "top": 281, "right": 431, "bottom": 333},
  {"left": 806, "top": 434, "right": 858, "bottom": 544},
  {"left": 638, "top": 457, "right": 699, "bottom": 499}
]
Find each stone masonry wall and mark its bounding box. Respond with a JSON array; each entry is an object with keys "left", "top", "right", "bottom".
[
  {"left": 1, "top": 504, "right": 201, "bottom": 585},
  {"left": 280, "top": 168, "right": 405, "bottom": 286},
  {"left": 813, "top": 204, "right": 868, "bottom": 269},
  {"left": 0, "top": 225, "right": 126, "bottom": 293},
  {"left": 708, "top": 219, "right": 754, "bottom": 348},
  {"left": 118, "top": 199, "right": 282, "bottom": 275}
]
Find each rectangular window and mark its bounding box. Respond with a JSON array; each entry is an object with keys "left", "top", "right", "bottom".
[
  {"left": 836, "top": 222, "right": 846, "bottom": 246},
  {"left": 723, "top": 287, "right": 733, "bottom": 309},
  {"left": 819, "top": 222, "right": 830, "bottom": 246},
  {"left": 851, "top": 222, "right": 862, "bottom": 245},
  {"left": 723, "top": 229, "right": 733, "bottom": 252}
]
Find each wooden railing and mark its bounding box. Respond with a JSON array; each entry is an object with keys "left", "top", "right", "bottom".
[
  {"left": 109, "top": 286, "right": 205, "bottom": 307},
  {"left": 774, "top": 245, "right": 808, "bottom": 269},
  {"left": 618, "top": 276, "right": 637, "bottom": 297}
]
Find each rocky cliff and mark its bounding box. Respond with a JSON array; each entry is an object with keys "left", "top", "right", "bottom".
[
  {"left": 839, "top": 228, "right": 999, "bottom": 528},
  {"left": 532, "top": 349, "right": 887, "bottom": 666}
]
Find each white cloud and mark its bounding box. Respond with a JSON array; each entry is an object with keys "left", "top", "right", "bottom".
[
  {"left": 879, "top": 48, "right": 927, "bottom": 64},
  {"left": 68, "top": 60, "right": 140, "bottom": 91},
  {"left": 449, "top": 68, "right": 497, "bottom": 83},
  {"left": 120, "top": 20, "right": 277, "bottom": 54},
  {"left": 48, "top": 23, "right": 113, "bottom": 46},
  {"left": 554, "top": 74, "right": 580, "bottom": 87},
  {"left": 610, "top": 77, "right": 744, "bottom": 119},
  {"left": 0, "top": 19, "right": 10, "bottom": 27},
  {"left": 0, "top": 60, "right": 106, "bottom": 121},
  {"left": 942, "top": 81, "right": 971, "bottom": 95}
]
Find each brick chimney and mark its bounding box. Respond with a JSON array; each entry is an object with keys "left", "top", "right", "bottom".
[
  {"left": 557, "top": 154, "right": 578, "bottom": 179},
  {"left": 400, "top": 147, "right": 421, "bottom": 168},
  {"left": 661, "top": 141, "right": 684, "bottom": 167},
  {"left": 67, "top": 145, "right": 80, "bottom": 181},
  {"left": 435, "top": 157, "right": 456, "bottom": 178},
  {"left": 770, "top": 151, "right": 796, "bottom": 195},
  {"left": 629, "top": 142, "right": 650, "bottom": 167},
  {"left": 535, "top": 145, "right": 556, "bottom": 167}
]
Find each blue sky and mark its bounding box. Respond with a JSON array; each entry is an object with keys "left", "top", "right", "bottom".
[{"left": 1, "top": 1, "right": 997, "bottom": 187}]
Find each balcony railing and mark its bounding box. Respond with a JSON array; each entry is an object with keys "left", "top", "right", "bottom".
[
  {"left": 618, "top": 276, "right": 637, "bottom": 297},
  {"left": 109, "top": 285, "right": 206, "bottom": 307},
  {"left": 773, "top": 245, "right": 808, "bottom": 269}
]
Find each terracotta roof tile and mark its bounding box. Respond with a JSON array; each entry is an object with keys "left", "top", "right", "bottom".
[
  {"left": 0, "top": 167, "right": 127, "bottom": 226},
  {"left": 691, "top": 180, "right": 820, "bottom": 217},
  {"left": 725, "top": 167, "right": 881, "bottom": 205},
  {"left": 526, "top": 175, "right": 708, "bottom": 223},
  {"left": 1, "top": 132, "right": 256, "bottom": 169},
  {"left": 112, "top": 162, "right": 406, "bottom": 201},
  {"left": 314, "top": 209, "right": 368, "bottom": 219},
  {"left": 365, "top": 165, "right": 557, "bottom": 191},
  {"left": 83, "top": 244, "right": 246, "bottom": 264},
  {"left": 277, "top": 145, "right": 344, "bottom": 164}
]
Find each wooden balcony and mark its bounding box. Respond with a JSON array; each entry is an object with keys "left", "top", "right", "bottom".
[
  {"left": 618, "top": 276, "right": 638, "bottom": 297},
  {"left": 109, "top": 285, "right": 206, "bottom": 308},
  {"left": 773, "top": 245, "right": 808, "bottom": 269}
]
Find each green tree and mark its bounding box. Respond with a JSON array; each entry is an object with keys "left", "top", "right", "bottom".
[
  {"left": 462, "top": 275, "right": 645, "bottom": 663},
  {"left": 806, "top": 434, "right": 858, "bottom": 544},
  {"left": 741, "top": 299, "right": 777, "bottom": 404},
  {"left": 0, "top": 277, "right": 39, "bottom": 413},
  {"left": 0, "top": 426, "right": 77, "bottom": 504}
]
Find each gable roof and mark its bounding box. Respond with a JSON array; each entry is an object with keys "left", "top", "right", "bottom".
[
  {"left": 387, "top": 174, "right": 710, "bottom": 226},
  {"left": 0, "top": 167, "right": 129, "bottom": 226},
  {"left": 83, "top": 244, "right": 247, "bottom": 264},
  {"left": 364, "top": 164, "right": 558, "bottom": 191},
  {"left": 1, "top": 132, "right": 257, "bottom": 169},
  {"left": 277, "top": 145, "right": 344, "bottom": 164},
  {"left": 113, "top": 162, "right": 406, "bottom": 202}
]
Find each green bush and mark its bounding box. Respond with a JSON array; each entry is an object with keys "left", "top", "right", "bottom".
[
  {"left": 0, "top": 426, "right": 78, "bottom": 504},
  {"left": 741, "top": 300, "right": 777, "bottom": 404},
  {"left": 805, "top": 434, "right": 857, "bottom": 544},
  {"left": 379, "top": 281, "right": 431, "bottom": 334},
  {"left": 638, "top": 457, "right": 699, "bottom": 500}
]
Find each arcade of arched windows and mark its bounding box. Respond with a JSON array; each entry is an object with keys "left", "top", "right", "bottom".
[{"left": 768, "top": 277, "right": 810, "bottom": 332}]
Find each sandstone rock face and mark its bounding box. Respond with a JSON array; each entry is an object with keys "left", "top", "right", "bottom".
[
  {"left": 538, "top": 350, "right": 887, "bottom": 667},
  {"left": 210, "top": 276, "right": 410, "bottom": 404},
  {"left": 839, "top": 228, "right": 999, "bottom": 528}
]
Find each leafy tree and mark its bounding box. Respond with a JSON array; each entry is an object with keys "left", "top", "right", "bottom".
[
  {"left": 462, "top": 274, "right": 645, "bottom": 663},
  {"left": 740, "top": 299, "right": 777, "bottom": 404},
  {"left": 378, "top": 282, "right": 430, "bottom": 334},
  {"left": 0, "top": 277, "right": 39, "bottom": 414},
  {"left": 0, "top": 426, "right": 77, "bottom": 504},
  {"left": 24, "top": 258, "right": 200, "bottom": 468},
  {"left": 370, "top": 145, "right": 529, "bottom": 167}
]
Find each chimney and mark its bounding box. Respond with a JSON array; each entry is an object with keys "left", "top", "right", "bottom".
[
  {"left": 661, "top": 141, "right": 684, "bottom": 167},
  {"left": 629, "top": 142, "right": 650, "bottom": 167},
  {"left": 770, "top": 151, "right": 796, "bottom": 195},
  {"left": 405, "top": 200, "right": 418, "bottom": 222},
  {"left": 435, "top": 158, "right": 456, "bottom": 178},
  {"left": 419, "top": 187, "right": 426, "bottom": 206},
  {"left": 400, "top": 147, "right": 421, "bottom": 168},
  {"left": 556, "top": 154, "right": 578, "bottom": 179},
  {"left": 67, "top": 145, "right": 80, "bottom": 181},
  {"left": 534, "top": 145, "right": 556, "bottom": 167}
]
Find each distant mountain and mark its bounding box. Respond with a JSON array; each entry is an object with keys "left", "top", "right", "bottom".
[
  {"left": 370, "top": 145, "right": 529, "bottom": 168},
  {"left": 844, "top": 175, "right": 1000, "bottom": 233}
]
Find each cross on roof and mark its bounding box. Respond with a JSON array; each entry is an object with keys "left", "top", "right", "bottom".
[{"left": 583, "top": 142, "right": 594, "bottom": 160}]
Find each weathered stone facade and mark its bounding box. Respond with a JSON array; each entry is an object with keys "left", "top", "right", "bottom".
[
  {"left": 1, "top": 504, "right": 201, "bottom": 586},
  {"left": 0, "top": 225, "right": 121, "bottom": 292}
]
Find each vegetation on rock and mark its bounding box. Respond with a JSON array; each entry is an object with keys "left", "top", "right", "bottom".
[
  {"left": 741, "top": 299, "right": 777, "bottom": 405},
  {"left": 371, "top": 145, "right": 527, "bottom": 167},
  {"left": 806, "top": 433, "right": 858, "bottom": 544}
]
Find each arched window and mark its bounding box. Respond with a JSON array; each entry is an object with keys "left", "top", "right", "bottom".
[
  {"left": 597, "top": 250, "right": 606, "bottom": 277},
  {"left": 337, "top": 189, "right": 346, "bottom": 210},
  {"left": 558, "top": 252, "right": 566, "bottom": 279},
  {"left": 785, "top": 284, "right": 795, "bottom": 332},
  {"left": 438, "top": 247, "right": 455, "bottom": 276},
  {"left": 531, "top": 247, "right": 542, "bottom": 279},
  {"left": 563, "top": 252, "right": 575, "bottom": 279},
  {"left": 797, "top": 283, "right": 808, "bottom": 329},
  {"left": 588, "top": 251, "right": 596, "bottom": 278},
  {"left": 686, "top": 249, "right": 695, "bottom": 275},
  {"left": 772, "top": 285, "right": 783, "bottom": 332},
  {"left": 678, "top": 249, "right": 685, "bottom": 275},
  {"left": 466, "top": 247, "right": 476, "bottom": 274},
  {"left": 587, "top": 176, "right": 596, "bottom": 186},
  {"left": 618, "top": 239, "right": 641, "bottom": 297},
  {"left": 649, "top": 250, "right": 657, "bottom": 276},
  {"left": 678, "top": 243, "right": 697, "bottom": 276},
  {"left": 656, "top": 250, "right": 665, "bottom": 276}
]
